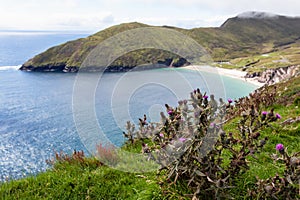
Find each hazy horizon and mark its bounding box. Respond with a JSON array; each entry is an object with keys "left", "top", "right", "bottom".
[{"left": 1, "top": 11, "right": 299, "bottom": 34}]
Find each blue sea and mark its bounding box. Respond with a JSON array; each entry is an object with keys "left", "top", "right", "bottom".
[{"left": 0, "top": 31, "right": 258, "bottom": 181}]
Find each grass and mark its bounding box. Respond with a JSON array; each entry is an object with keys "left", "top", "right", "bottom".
[
  {"left": 217, "top": 41, "right": 300, "bottom": 72},
  {"left": 0, "top": 158, "right": 162, "bottom": 200},
  {"left": 221, "top": 78, "right": 300, "bottom": 199},
  {"left": 226, "top": 104, "right": 300, "bottom": 198}
]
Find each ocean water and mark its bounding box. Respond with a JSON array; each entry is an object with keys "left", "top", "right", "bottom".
[{"left": 0, "top": 32, "right": 258, "bottom": 181}]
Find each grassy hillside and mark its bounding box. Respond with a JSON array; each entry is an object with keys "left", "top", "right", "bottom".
[
  {"left": 216, "top": 41, "right": 300, "bottom": 72},
  {"left": 1, "top": 75, "right": 299, "bottom": 199},
  {"left": 20, "top": 13, "right": 300, "bottom": 72}
]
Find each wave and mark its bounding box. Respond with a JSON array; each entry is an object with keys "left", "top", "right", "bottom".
[{"left": 0, "top": 65, "right": 21, "bottom": 71}]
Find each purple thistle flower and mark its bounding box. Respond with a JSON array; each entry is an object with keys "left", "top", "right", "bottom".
[
  {"left": 228, "top": 99, "right": 233, "bottom": 103},
  {"left": 203, "top": 95, "right": 208, "bottom": 99},
  {"left": 276, "top": 143, "right": 284, "bottom": 152},
  {"left": 159, "top": 133, "right": 164, "bottom": 137},
  {"left": 262, "top": 111, "right": 268, "bottom": 115},
  {"left": 210, "top": 122, "right": 215, "bottom": 127},
  {"left": 276, "top": 113, "right": 281, "bottom": 119},
  {"left": 179, "top": 137, "right": 186, "bottom": 142},
  {"left": 167, "top": 110, "right": 173, "bottom": 115}
]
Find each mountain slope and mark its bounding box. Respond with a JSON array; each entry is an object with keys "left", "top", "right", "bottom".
[
  {"left": 20, "top": 12, "right": 300, "bottom": 72},
  {"left": 221, "top": 14, "right": 300, "bottom": 46}
]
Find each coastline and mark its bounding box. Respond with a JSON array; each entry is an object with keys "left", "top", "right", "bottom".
[{"left": 182, "top": 65, "right": 265, "bottom": 87}]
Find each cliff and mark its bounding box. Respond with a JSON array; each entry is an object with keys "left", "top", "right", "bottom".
[{"left": 246, "top": 65, "right": 299, "bottom": 85}]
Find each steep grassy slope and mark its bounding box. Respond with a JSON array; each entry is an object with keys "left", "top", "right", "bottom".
[
  {"left": 20, "top": 12, "right": 300, "bottom": 72},
  {"left": 216, "top": 41, "right": 300, "bottom": 72}
]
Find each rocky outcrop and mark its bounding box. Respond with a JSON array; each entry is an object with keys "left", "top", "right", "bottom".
[
  {"left": 19, "top": 64, "right": 79, "bottom": 73},
  {"left": 245, "top": 65, "right": 299, "bottom": 85},
  {"left": 19, "top": 57, "right": 190, "bottom": 73}
]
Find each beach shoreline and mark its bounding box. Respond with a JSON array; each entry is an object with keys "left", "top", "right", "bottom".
[{"left": 182, "top": 65, "right": 264, "bottom": 87}]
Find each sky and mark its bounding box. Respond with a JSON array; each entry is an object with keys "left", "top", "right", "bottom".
[{"left": 0, "top": 0, "right": 299, "bottom": 32}]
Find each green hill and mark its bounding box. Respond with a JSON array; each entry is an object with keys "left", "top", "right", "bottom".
[{"left": 20, "top": 12, "right": 300, "bottom": 72}]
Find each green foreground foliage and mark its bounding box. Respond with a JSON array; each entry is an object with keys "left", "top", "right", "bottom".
[
  {"left": 1, "top": 77, "right": 299, "bottom": 199},
  {"left": 0, "top": 154, "right": 161, "bottom": 200}
]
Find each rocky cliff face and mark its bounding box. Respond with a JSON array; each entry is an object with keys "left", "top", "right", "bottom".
[
  {"left": 19, "top": 64, "right": 79, "bottom": 72},
  {"left": 19, "top": 58, "right": 189, "bottom": 73},
  {"left": 245, "top": 65, "right": 299, "bottom": 85}
]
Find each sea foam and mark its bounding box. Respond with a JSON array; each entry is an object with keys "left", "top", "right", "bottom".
[{"left": 0, "top": 65, "right": 21, "bottom": 71}]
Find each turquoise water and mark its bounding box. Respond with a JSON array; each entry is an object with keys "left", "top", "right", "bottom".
[{"left": 0, "top": 32, "right": 257, "bottom": 181}]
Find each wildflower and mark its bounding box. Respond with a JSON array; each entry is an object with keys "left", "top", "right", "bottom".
[
  {"left": 228, "top": 99, "right": 233, "bottom": 103},
  {"left": 262, "top": 111, "right": 268, "bottom": 115},
  {"left": 275, "top": 113, "right": 281, "bottom": 119},
  {"left": 261, "top": 111, "right": 267, "bottom": 121},
  {"left": 179, "top": 137, "right": 186, "bottom": 142},
  {"left": 203, "top": 95, "right": 208, "bottom": 99},
  {"left": 210, "top": 122, "right": 215, "bottom": 127},
  {"left": 167, "top": 110, "right": 173, "bottom": 115},
  {"left": 276, "top": 143, "right": 284, "bottom": 151},
  {"left": 159, "top": 133, "right": 164, "bottom": 137},
  {"left": 276, "top": 143, "right": 284, "bottom": 154}
]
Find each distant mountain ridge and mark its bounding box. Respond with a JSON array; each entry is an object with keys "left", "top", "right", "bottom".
[{"left": 20, "top": 12, "right": 300, "bottom": 72}]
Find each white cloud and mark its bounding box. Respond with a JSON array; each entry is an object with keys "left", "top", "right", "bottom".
[
  {"left": 0, "top": 0, "right": 299, "bottom": 31},
  {"left": 52, "top": 13, "right": 115, "bottom": 29},
  {"left": 0, "top": 0, "right": 115, "bottom": 30},
  {"left": 118, "top": 16, "right": 229, "bottom": 29},
  {"left": 237, "top": 11, "right": 279, "bottom": 19}
]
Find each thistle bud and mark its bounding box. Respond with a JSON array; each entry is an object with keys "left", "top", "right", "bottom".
[{"left": 275, "top": 143, "right": 284, "bottom": 154}]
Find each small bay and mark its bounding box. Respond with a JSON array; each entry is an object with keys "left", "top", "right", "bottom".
[{"left": 0, "top": 33, "right": 257, "bottom": 181}]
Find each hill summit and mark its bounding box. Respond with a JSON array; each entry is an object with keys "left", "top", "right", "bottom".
[{"left": 237, "top": 11, "right": 280, "bottom": 19}]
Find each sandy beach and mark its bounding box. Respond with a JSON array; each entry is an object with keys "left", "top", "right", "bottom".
[{"left": 183, "top": 65, "right": 264, "bottom": 87}]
